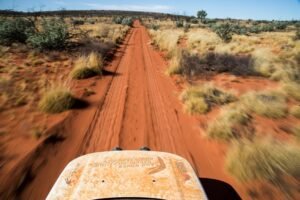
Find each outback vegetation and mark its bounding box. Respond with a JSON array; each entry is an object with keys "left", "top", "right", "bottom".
[
  {"left": 0, "top": 13, "right": 132, "bottom": 197},
  {"left": 0, "top": 7, "right": 299, "bottom": 200},
  {"left": 146, "top": 10, "right": 300, "bottom": 199}
]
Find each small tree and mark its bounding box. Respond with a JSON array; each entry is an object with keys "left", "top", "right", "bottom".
[
  {"left": 197, "top": 10, "right": 207, "bottom": 22},
  {"left": 215, "top": 23, "right": 233, "bottom": 43}
]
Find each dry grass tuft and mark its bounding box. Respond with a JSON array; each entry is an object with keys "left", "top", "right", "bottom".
[
  {"left": 241, "top": 91, "right": 287, "bottom": 118},
  {"left": 149, "top": 29, "right": 183, "bottom": 58},
  {"left": 181, "top": 84, "right": 236, "bottom": 106},
  {"left": 282, "top": 82, "right": 300, "bottom": 101},
  {"left": 226, "top": 138, "right": 300, "bottom": 182},
  {"left": 207, "top": 105, "right": 251, "bottom": 141},
  {"left": 38, "top": 86, "right": 76, "bottom": 113},
  {"left": 290, "top": 105, "right": 300, "bottom": 118},
  {"left": 184, "top": 97, "right": 208, "bottom": 114},
  {"left": 180, "top": 84, "right": 236, "bottom": 115},
  {"left": 70, "top": 52, "right": 103, "bottom": 79}
]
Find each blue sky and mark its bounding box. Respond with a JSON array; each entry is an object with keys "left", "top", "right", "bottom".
[{"left": 0, "top": 0, "right": 299, "bottom": 20}]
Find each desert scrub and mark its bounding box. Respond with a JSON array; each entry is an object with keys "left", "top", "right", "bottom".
[
  {"left": 149, "top": 29, "right": 183, "bottom": 58},
  {"left": 281, "top": 82, "right": 300, "bottom": 101},
  {"left": 214, "top": 23, "right": 233, "bottom": 43},
  {"left": 290, "top": 105, "right": 300, "bottom": 118},
  {"left": 166, "top": 50, "right": 183, "bottom": 75},
  {"left": 184, "top": 97, "right": 209, "bottom": 114},
  {"left": 39, "top": 87, "right": 76, "bottom": 113},
  {"left": 70, "top": 52, "right": 103, "bottom": 79},
  {"left": 0, "top": 17, "right": 35, "bottom": 45},
  {"left": 27, "top": 18, "right": 69, "bottom": 50},
  {"left": 207, "top": 105, "right": 251, "bottom": 141},
  {"left": 180, "top": 84, "right": 236, "bottom": 114},
  {"left": 241, "top": 91, "right": 287, "bottom": 118},
  {"left": 226, "top": 138, "right": 300, "bottom": 183}
]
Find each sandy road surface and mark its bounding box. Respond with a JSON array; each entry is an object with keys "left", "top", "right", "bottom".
[{"left": 2, "top": 21, "right": 243, "bottom": 199}]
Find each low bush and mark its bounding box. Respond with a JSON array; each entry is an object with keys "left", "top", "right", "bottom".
[
  {"left": 214, "top": 23, "right": 233, "bottom": 42},
  {"left": 113, "top": 16, "right": 123, "bottom": 24},
  {"left": 72, "top": 19, "right": 84, "bottom": 26},
  {"left": 0, "top": 17, "right": 35, "bottom": 45},
  {"left": 27, "top": 18, "right": 69, "bottom": 50},
  {"left": 121, "top": 17, "right": 134, "bottom": 27},
  {"left": 226, "top": 138, "right": 300, "bottom": 182},
  {"left": 180, "top": 84, "right": 236, "bottom": 115},
  {"left": 241, "top": 91, "right": 287, "bottom": 118},
  {"left": 149, "top": 24, "right": 159, "bottom": 30},
  {"left": 204, "top": 53, "right": 255, "bottom": 76},
  {"left": 39, "top": 87, "right": 76, "bottom": 113},
  {"left": 70, "top": 52, "right": 103, "bottom": 79},
  {"left": 207, "top": 105, "right": 251, "bottom": 141},
  {"left": 290, "top": 105, "right": 300, "bottom": 118},
  {"left": 176, "top": 20, "right": 184, "bottom": 28}
]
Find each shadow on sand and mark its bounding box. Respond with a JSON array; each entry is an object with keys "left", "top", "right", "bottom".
[{"left": 200, "top": 178, "right": 242, "bottom": 200}]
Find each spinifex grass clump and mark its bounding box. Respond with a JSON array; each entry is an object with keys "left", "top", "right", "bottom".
[
  {"left": 207, "top": 105, "right": 251, "bottom": 141},
  {"left": 70, "top": 52, "right": 103, "bottom": 79},
  {"left": 241, "top": 91, "right": 287, "bottom": 118},
  {"left": 180, "top": 84, "right": 236, "bottom": 114},
  {"left": 39, "top": 86, "right": 76, "bottom": 113},
  {"left": 282, "top": 82, "right": 300, "bottom": 101},
  {"left": 226, "top": 138, "right": 300, "bottom": 183}
]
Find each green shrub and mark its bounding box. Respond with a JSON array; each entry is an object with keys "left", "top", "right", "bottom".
[
  {"left": 215, "top": 23, "right": 233, "bottom": 42},
  {"left": 207, "top": 106, "right": 251, "bottom": 141},
  {"left": 27, "top": 18, "right": 69, "bottom": 50},
  {"left": 290, "top": 105, "right": 300, "bottom": 118},
  {"left": 72, "top": 19, "right": 84, "bottom": 26},
  {"left": 226, "top": 138, "right": 300, "bottom": 182},
  {"left": 249, "top": 25, "right": 261, "bottom": 34},
  {"left": 149, "top": 24, "right": 159, "bottom": 30},
  {"left": 39, "top": 87, "right": 76, "bottom": 113},
  {"left": 241, "top": 91, "right": 287, "bottom": 118},
  {"left": 121, "top": 17, "right": 133, "bottom": 26},
  {"left": 0, "top": 17, "right": 35, "bottom": 45},
  {"left": 190, "top": 18, "right": 199, "bottom": 24},
  {"left": 113, "top": 16, "right": 123, "bottom": 24},
  {"left": 273, "top": 22, "right": 287, "bottom": 30},
  {"left": 176, "top": 20, "right": 184, "bottom": 28}
]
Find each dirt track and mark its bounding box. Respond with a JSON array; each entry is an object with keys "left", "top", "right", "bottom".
[{"left": 3, "top": 21, "right": 244, "bottom": 199}]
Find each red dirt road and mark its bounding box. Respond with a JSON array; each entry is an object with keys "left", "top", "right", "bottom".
[{"left": 3, "top": 21, "right": 244, "bottom": 199}]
